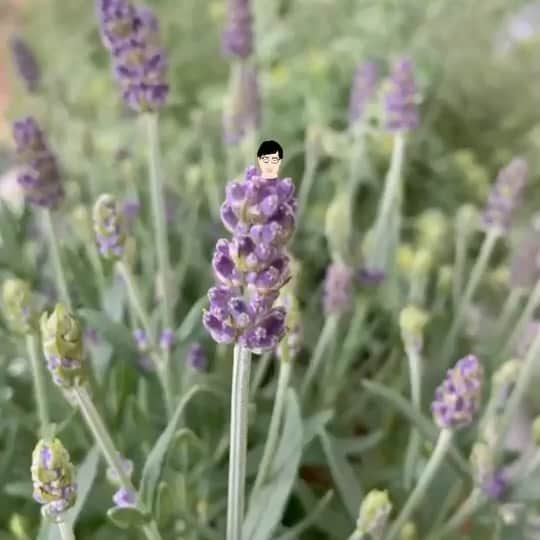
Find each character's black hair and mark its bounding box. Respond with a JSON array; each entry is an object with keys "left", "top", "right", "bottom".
[{"left": 257, "top": 140, "right": 283, "bottom": 159}]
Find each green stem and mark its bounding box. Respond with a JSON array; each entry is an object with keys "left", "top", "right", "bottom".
[
  {"left": 385, "top": 429, "right": 453, "bottom": 540},
  {"left": 227, "top": 345, "right": 252, "bottom": 540},
  {"left": 26, "top": 333, "right": 50, "bottom": 436},
  {"left": 250, "top": 352, "right": 272, "bottom": 398},
  {"left": 403, "top": 345, "right": 422, "bottom": 490},
  {"left": 252, "top": 345, "right": 292, "bottom": 494},
  {"left": 115, "top": 260, "right": 174, "bottom": 418},
  {"left": 300, "top": 315, "right": 338, "bottom": 400},
  {"left": 295, "top": 131, "right": 321, "bottom": 231},
  {"left": 494, "top": 327, "right": 540, "bottom": 463},
  {"left": 492, "top": 287, "right": 523, "bottom": 346},
  {"left": 433, "top": 489, "right": 484, "bottom": 540},
  {"left": 348, "top": 123, "right": 372, "bottom": 191},
  {"left": 452, "top": 227, "right": 470, "bottom": 311},
  {"left": 442, "top": 229, "right": 499, "bottom": 364},
  {"left": 145, "top": 113, "right": 172, "bottom": 331},
  {"left": 504, "top": 279, "right": 540, "bottom": 356},
  {"left": 369, "top": 133, "right": 406, "bottom": 271},
  {"left": 72, "top": 386, "right": 164, "bottom": 540},
  {"left": 43, "top": 209, "right": 71, "bottom": 308},
  {"left": 57, "top": 521, "right": 75, "bottom": 540}
]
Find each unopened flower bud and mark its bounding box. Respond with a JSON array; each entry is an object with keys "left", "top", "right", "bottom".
[
  {"left": 416, "top": 209, "right": 448, "bottom": 257},
  {"left": 356, "top": 489, "right": 392, "bottom": 537},
  {"left": 40, "top": 304, "right": 85, "bottom": 389},
  {"left": 2, "top": 278, "right": 38, "bottom": 334},
  {"left": 93, "top": 193, "right": 126, "bottom": 259},
  {"left": 399, "top": 305, "right": 428, "bottom": 351},
  {"left": 397, "top": 243, "right": 415, "bottom": 274}
]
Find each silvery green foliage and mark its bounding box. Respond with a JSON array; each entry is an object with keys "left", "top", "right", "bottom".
[{"left": 4, "top": 1, "right": 540, "bottom": 539}]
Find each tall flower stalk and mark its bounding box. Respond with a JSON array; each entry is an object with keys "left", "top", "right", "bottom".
[
  {"left": 366, "top": 57, "right": 418, "bottom": 275},
  {"left": 385, "top": 355, "right": 483, "bottom": 540},
  {"left": 40, "top": 304, "right": 164, "bottom": 540},
  {"left": 442, "top": 158, "right": 528, "bottom": 363},
  {"left": 203, "top": 166, "right": 297, "bottom": 540},
  {"left": 12, "top": 117, "right": 71, "bottom": 308}
]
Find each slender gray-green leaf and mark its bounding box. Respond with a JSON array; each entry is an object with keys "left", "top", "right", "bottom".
[
  {"left": 107, "top": 506, "right": 150, "bottom": 529},
  {"left": 362, "top": 379, "right": 471, "bottom": 478},
  {"left": 175, "top": 295, "right": 208, "bottom": 342},
  {"left": 243, "top": 389, "right": 303, "bottom": 540},
  {"left": 102, "top": 276, "right": 126, "bottom": 322},
  {"left": 319, "top": 429, "right": 362, "bottom": 522},
  {"left": 139, "top": 385, "right": 216, "bottom": 509},
  {"left": 303, "top": 409, "right": 333, "bottom": 446}
]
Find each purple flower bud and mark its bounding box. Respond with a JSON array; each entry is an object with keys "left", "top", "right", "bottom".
[
  {"left": 357, "top": 267, "right": 385, "bottom": 286},
  {"left": 203, "top": 167, "right": 296, "bottom": 353},
  {"left": 133, "top": 328, "right": 148, "bottom": 351},
  {"left": 12, "top": 117, "right": 64, "bottom": 210},
  {"left": 481, "top": 158, "right": 528, "bottom": 235},
  {"left": 10, "top": 36, "right": 40, "bottom": 93},
  {"left": 480, "top": 470, "right": 507, "bottom": 501},
  {"left": 113, "top": 487, "right": 137, "bottom": 508},
  {"left": 159, "top": 328, "right": 174, "bottom": 350},
  {"left": 221, "top": 0, "right": 253, "bottom": 59},
  {"left": 122, "top": 199, "right": 140, "bottom": 221},
  {"left": 384, "top": 57, "right": 419, "bottom": 132},
  {"left": 96, "top": 0, "right": 169, "bottom": 112},
  {"left": 323, "top": 263, "right": 354, "bottom": 316},
  {"left": 186, "top": 343, "right": 207, "bottom": 371},
  {"left": 431, "top": 354, "right": 484, "bottom": 430},
  {"left": 349, "top": 61, "right": 378, "bottom": 125},
  {"left": 509, "top": 231, "right": 540, "bottom": 289}
]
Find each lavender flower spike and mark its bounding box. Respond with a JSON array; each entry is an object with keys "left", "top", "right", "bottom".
[
  {"left": 481, "top": 158, "right": 528, "bottom": 235},
  {"left": 323, "top": 262, "right": 354, "bottom": 316},
  {"left": 431, "top": 354, "right": 484, "bottom": 430},
  {"left": 12, "top": 117, "right": 64, "bottom": 209},
  {"left": 384, "top": 57, "right": 419, "bottom": 132},
  {"left": 221, "top": 0, "right": 253, "bottom": 59},
  {"left": 10, "top": 36, "right": 40, "bottom": 92},
  {"left": 203, "top": 166, "right": 297, "bottom": 353},
  {"left": 96, "top": 0, "right": 169, "bottom": 112},
  {"left": 93, "top": 193, "right": 126, "bottom": 259},
  {"left": 349, "top": 60, "right": 378, "bottom": 125}
]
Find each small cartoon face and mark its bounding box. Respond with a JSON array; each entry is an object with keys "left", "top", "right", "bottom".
[{"left": 258, "top": 152, "right": 281, "bottom": 179}]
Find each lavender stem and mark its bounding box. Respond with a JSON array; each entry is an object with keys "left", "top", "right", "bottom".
[
  {"left": 252, "top": 342, "right": 292, "bottom": 494},
  {"left": 58, "top": 521, "right": 76, "bottom": 540},
  {"left": 43, "top": 209, "right": 71, "bottom": 309},
  {"left": 492, "top": 287, "right": 523, "bottom": 345},
  {"left": 442, "top": 228, "right": 499, "bottom": 364},
  {"left": 26, "top": 333, "right": 50, "bottom": 436},
  {"left": 227, "top": 345, "right": 252, "bottom": 540},
  {"left": 385, "top": 429, "right": 453, "bottom": 540}
]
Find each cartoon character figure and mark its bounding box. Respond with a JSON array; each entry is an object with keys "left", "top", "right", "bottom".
[{"left": 257, "top": 140, "right": 283, "bottom": 179}]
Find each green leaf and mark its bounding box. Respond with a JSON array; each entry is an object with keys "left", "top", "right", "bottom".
[
  {"left": 319, "top": 429, "right": 362, "bottom": 522},
  {"left": 78, "top": 308, "right": 137, "bottom": 357},
  {"left": 139, "top": 385, "right": 218, "bottom": 510},
  {"left": 362, "top": 380, "right": 471, "bottom": 478},
  {"left": 243, "top": 389, "right": 303, "bottom": 540},
  {"left": 107, "top": 506, "right": 150, "bottom": 529},
  {"left": 340, "top": 430, "right": 385, "bottom": 456},
  {"left": 4, "top": 481, "right": 32, "bottom": 498},
  {"left": 303, "top": 409, "right": 333, "bottom": 446},
  {"left": 176, "top": 295, "right": 208, "bottom": 342}
]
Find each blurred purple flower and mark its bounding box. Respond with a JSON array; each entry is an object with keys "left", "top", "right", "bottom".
[
  {"left": 509, "top": 231, "right": 540, "bottom": 290},
  {"left": 384, "top": 57, "right": 419, "bottom": 132},
  {"left": 357, "top": 267, "right": 385, "bottom": 286},
  {"left": 431, "top": 354, "right": 484, "bottom": 430},
  {"left": 203, "top": 166, "right": 297, "bottom": 353},
  {"left": 221, "top": 0, "right": 253, "bottom": 59},
  {"left": 113, "top": 487, "right": 137, "bottom": 508},
  {"left": 11, "top": 117, "right": 64, "bottom": 209},
  {"left": 480, "top": 470, "right": 508, "bottom": 501},
  {"left": 96, "top": 0, "right": 169, "bottom": 112},
  {"left": 348, "top": 61, "right": 378, "bottom": 126},
  {"left": 186, "top": 343, "right": 207, "bottom": 371},
  {"left": 10, "top": 36, "right": 40, "bottom": 93},
  {"left": 481, "top": 158, "right": 528, "bottom": 236},
  {"left": 159, "top": 328, "right": 174, "bottom": 350},
  {"left": 323, "top": 263, "right": 354, "bottom": 316}
]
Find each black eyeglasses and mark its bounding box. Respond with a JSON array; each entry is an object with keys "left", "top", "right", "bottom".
[{"left": 260, "top": 156, "right": 280, "bottom": 164}]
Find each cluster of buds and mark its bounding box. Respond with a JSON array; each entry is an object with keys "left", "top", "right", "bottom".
[
  {"left": 10, "top": 36, "right": 40, "bottom": 93},
  {"left": 470, "top": 442, "right": 507, "bottom": 501},
  {"left": 203, "top": 166, "right": 296, "bottom": 353},
  {"left": 355, "top": 489, "right": 392, "bottom": 538},
  {"left": 12, "top": 117, "right": 64, "bottom": 209},
  {"left": 93, "top": 193, "right": 126, "bottom": 259},
  {"left": 186, "top": 343, "right": 208, "bottom": 371},
  {"left": 399, "top": 305, "right": 429, "bottom": 353},
  {"left": 106, "top": 455, "right": 137, "bottom": 508},
  {"left": 383, "top": 57, "right": 419, "bottom": 132},
  {"left": 96, "top": 0, "right": 168, "bottom": 112},
  {"left": 31, "top": 438, "right": 77, "bottom": 520},
  {"left": 221, "top": 0, "right": 253, "bottom": 59},
  {"left": 40, "top": 304, "right": 85, "bottom": 389},
  {"left": 348, "top": 60, "right": 379, "bottom": 126},
  {"left": 431, "top": 354, "right": 484, "bottom": 430},
  {"left": 481, "top": 158, "right": 528, "bottom": 235},
  {"left": 2, "top": 278, "right": 38, "bottom": 334},
  {"left": 323, "top": 262, "right": 354, "bottom": 316}
]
